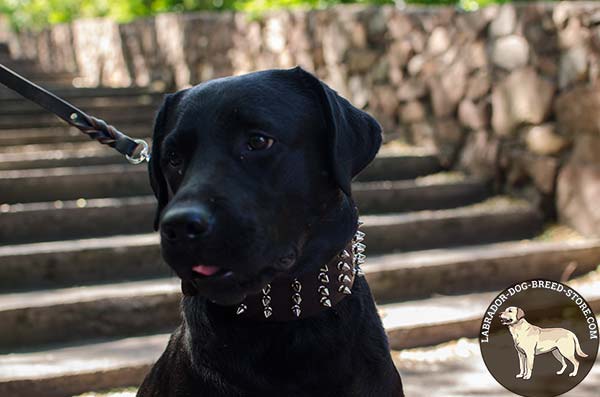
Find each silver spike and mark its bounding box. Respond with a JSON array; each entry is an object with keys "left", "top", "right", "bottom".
[
  {"left": 338, "top": 285, "right": 352, "bottom": 295},
  {"left": 262, "top": 284, "right": 271, "bottom": 295},
  {"left": 291, "top": 279, "right": 302, "bottom": 292},
  {"left": 262, "top": 295, "right": 272, "bottom": 307},
  {"left": 338, "top": 274, "right": 352, "bottom": 284},
  {"left": 262, "top": 283, "right": 272, "bottom": 318},
  {"left": 337, "top": 261, "right": 352, "bottom": 272},
  {"left": 356, "top": 253, "right": 366, "bottom": 264},
  {"left": 320, "top": 297, "right": 332, "bottom": 307},
  {"left": 319, "top": 264, "right": 329, "bottom": 272},
  {"left": 292, "top": 304, "right": 301, "bottom": 317},
  {"left": 292, "top": 293, "right": 302, "bottom": 305},
  {"left": 339, "top": 250, "right": 351, "bottom": 259},
  {"left": 355, "top": 265, "right": 365, "bottom": 277},
  {"left": 354, "top": 230, "right": 365, "bottom": 242},
  {"left": 357, "top": 220, "right": 364, "bottom": 226},
  {"left": 264, "top": 307, "right": 273, "bottom": 318},
  {"left": 354, "top": 243, "right": 366, "bottom": 253},
  {"left": 236, "top": 304, "right": 247, "bottom": 315},
  {"left": 318, "top": 286, "right": 330, "bottom": 296},
  {"left": 318, "top": 272, "right": 330, "bottom": 283}
]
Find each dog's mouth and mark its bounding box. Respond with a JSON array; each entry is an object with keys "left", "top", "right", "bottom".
[
  {"left": 163, "top": 243, "right": 299, "bottom": 305},
  {"left": 184, "top": 262, "right": 281, "bottom": 305},
  {"left": 500, "top": 317, "right": 513, "bottom": 325},
  {"left": 192, "top": 264, "right": 225, "bottom": 277},
  {"left": 189, "top": 263, "right": 278, "bottom": 286}
]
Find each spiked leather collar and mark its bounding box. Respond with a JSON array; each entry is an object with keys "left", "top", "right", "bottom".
[{"left": 182, "top": 228, "right": 366, "bottom": 322}]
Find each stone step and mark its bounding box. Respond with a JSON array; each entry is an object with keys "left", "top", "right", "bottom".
[
  {"left": 2, "top": 229, "right": 596, "bottom": 296},
  {"left": 0, "top": 104, "right": 156, "bottom": 129},
  {"left": 1, "top": 278, "right": 598, "bottom": 397},
  {"left": 355, "top": 175, "right": 488, "bottom": 214},
  {"left": 0, "top": 138, "right": 157, "bottom": 170},
  {"left": 382, "top": 277, "right": 600, "bottom": 350},
  {"left": 2, "top": 238, "right": 593, "bottom": 347},
  {"left": 354, "top": 152, "right": 441, "bottom": 181},
  {"left": 0, "top": 68, "right": 77, "bottom": 89},
  {"left": 395, "top": 337, "right": 600, "bottom": 396},
  {"left": 0, "top": 59, "right": 70, "bottom": 76},
  {"left": 0, "top": 125, "right": 150, "bottom": 146},
  {"left": 361, "top": 197, "right": 542, "bottom": 252},
  {"left": 0, "top": 85, "right": 162, "bottom": 100},
  {"left": 0, "top": 196, "right": 155, "bottom": 244},
  {"left": 21, "top": 74, "right": 77, "bottom": 87},
  {"left": 0, "top": 144, "right": 137, "bottom": 170},
  {"left": 0, "top": 164, "right": 151, "bottom": 204},
  {"left": 0, "top": 155, "right": 445, "bottom": 203},
  {"left": 0, "top": 93, "right": 163, "bottom": 114},
  {"left": 0, "top": 278, "right": 181, "bottom": 350},
  {"left": 0, "top": 58, "right": 38, "bottom": 68},
  {"left": 0, "top": 183, "right": 499, "bottom": 245},
  {"left": 0, "top": 333, "right": 166, "bottom": 397},
  {"left": 54, "top": 340, "right": 600, "bottom": 397},
  {"left": 0, "top": 139, "right": 122, "bottom": 155},
  {"left": 0, "top": 234, "right": 164, "bottom": 291},
  {"left": 366, "top": 238, "right": 600, "bottom": 303}
]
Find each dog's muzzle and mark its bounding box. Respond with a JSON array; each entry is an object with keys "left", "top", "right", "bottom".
[{"left": 500, "top": 315, "right": 513, "bottom": 325}]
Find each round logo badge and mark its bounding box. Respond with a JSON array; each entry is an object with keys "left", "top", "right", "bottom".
[{"left": 479, "top": 279, "right": 599, "bottom": 397}]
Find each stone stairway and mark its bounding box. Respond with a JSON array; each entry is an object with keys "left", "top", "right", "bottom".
[{"left": 1, "top": 58, "right": 600, "bottom": 397}]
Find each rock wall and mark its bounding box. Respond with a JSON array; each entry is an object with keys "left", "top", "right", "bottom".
[{"left": 5, "top": 2, "right": 600, "bottom": 236}]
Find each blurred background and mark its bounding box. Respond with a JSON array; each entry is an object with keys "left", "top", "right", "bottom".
[{"left": 0, "top": 0, "right": 599, "bottom": 396}]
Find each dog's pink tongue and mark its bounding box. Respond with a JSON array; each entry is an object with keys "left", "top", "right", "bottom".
[{"left": 192, "top": 265, "right": 220, "bottom": 276}]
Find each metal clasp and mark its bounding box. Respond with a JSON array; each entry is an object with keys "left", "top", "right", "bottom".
[{"left": 126, "top": 139, "right": 151, "bottom": 164}]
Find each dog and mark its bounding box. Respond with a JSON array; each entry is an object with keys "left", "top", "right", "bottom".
[
  {"left": 137, "top": 67, "right": 404, "bottom": 397},
  {"left": 499, "top": 306, "right": 588, "bottom": 380}
]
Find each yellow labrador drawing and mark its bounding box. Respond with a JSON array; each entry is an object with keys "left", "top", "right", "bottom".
[{"left": 499, "top": 306, "right": 588, "bottom": 380}]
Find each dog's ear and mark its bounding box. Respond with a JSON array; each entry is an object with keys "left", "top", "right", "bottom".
[
  {"left": 148, "top": 94, "right": 174, "bottom": 231},
  {"left": 292, "top": 66, "right": 383, "bottom": 196},
  {"left": 516, "top": 307, "right": 525, "bottom": 320}
]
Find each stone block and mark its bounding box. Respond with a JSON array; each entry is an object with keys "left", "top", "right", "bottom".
[
  {"left": 400, "top": 101, "right": 426, "bottom": 123},
  {"left": 466, "top": 71, "right": 491, "bottom": 100},
  {"left": 524, "top": 124, "right": 569, "bottom": 156},
  {"left": 397, "top": 79, "right": 427, "bottom": 102},
  {"left": 491, "top": 67, "right": 555, "bottom": 136},
  {"left": 491, "top": 35, "right": 530, "bottom": 70},
  {"left": 558, "top": 45, "right": 588, "bottom": 89},
  {"left": 428, "top": 60, "right": 467, "bottom": 117},
  {"left": 555, "top": 83, "right": 600, "bottom": 136},
  {"left": 434, "top": 118, "right": 464, "bottom": 167},
  {"left": 427, "top": 26, "right": 450, "bottom": 55},
  {"left": 556, "top": 134, "right": 600, "bottom": 237},
  {"left": 458, "top": 99, "right": 489, "bottom": 131},
  {"left": 489, "top": 4, "right": 517, "bottom": 37},
  {"left": 459, "top": 130, "right": 500, "bottom": 179}
]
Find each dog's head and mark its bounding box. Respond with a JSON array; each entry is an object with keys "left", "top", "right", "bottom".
[
  {"left": 499, "top": 306, "right": 525, "bottom": 326},
  {"left": 149, "top": 67, "right": 382, "bottom": 305}
]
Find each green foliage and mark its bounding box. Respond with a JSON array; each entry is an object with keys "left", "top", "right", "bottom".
[{"left": 0, "top": 0, "right": 511, "bottom": 31}]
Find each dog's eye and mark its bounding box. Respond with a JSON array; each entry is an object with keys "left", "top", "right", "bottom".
[
  {"left": 247, "top": 134, "right": 274, "bottom": 151},
  {"left": 167, "top": 151, "right": 183, "bottom": 168}
]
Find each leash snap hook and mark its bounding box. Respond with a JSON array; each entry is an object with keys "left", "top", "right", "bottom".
[{"left": 126, "top": 139, "right": 151, "bottom": 164}]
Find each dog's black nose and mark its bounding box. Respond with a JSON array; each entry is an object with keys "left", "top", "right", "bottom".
[{"left": 160, "top": 206, "right": 212, "bottom": 242}]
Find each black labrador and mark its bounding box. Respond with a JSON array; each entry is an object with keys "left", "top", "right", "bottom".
[{"left": 138, "top": 67, "right": 404, "bottom": 397}]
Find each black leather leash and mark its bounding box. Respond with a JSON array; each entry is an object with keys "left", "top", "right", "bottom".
[{"left": 0, "top": 63, "right": 149, "bottom": 164}]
